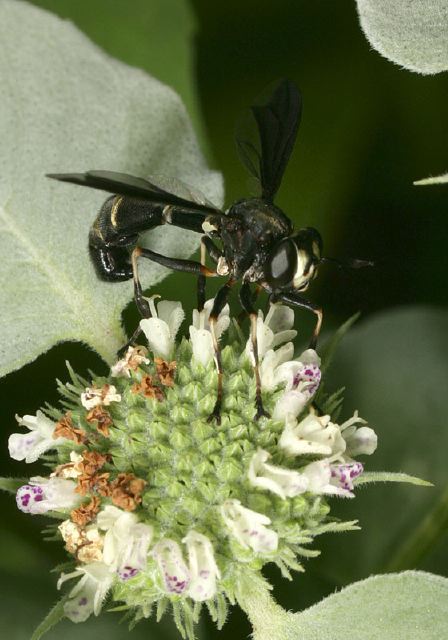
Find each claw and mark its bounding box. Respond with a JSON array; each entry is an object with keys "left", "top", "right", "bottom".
[
  {"left": 207, "top": 403, "right": 222, "bottom": 425},
  {"left": 254, "top": 400, "right": 270, "bottom": 422}
]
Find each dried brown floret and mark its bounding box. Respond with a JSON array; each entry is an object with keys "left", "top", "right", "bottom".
[
  {"left": 53, "top": 412, "right": 86, "bottom": 444},
  {"left": 71, "top": 496, "right": 101, "bottom": 526},
  {"left": 155, "top": 357, "right": 177, "bottom": 387},
  {"left": 79, "top": 450, "right": 108, "bottom": 476},
  {"left": 131, "top": 375, "right": 164, "bottom": 401},
  {"left": 110, "top": 472, "right": 146, "bottom": 512},
  {"left": 85, "top": 406, "right": 113, "bottom": 437}
]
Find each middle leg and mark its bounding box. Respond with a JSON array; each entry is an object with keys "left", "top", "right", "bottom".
[
  {"left": 132, "top": 245, "right": 219, "bottom": 318},
  {"left": 239, "top": 282, "right": 270, "bottom": 421},
  {"left": 207, "top": 278, "right": 235, "bottom": 425}
]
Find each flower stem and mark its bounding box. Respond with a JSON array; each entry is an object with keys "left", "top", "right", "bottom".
[
  {"left": 236, "top": 574, "right": 289, "bottom": 639},
  {"left": 384, "top": 484, "right": 448, "bottom": 572}
]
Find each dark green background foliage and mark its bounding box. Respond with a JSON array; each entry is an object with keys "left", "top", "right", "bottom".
[{"left": 1, "top": 2, "right": 447, "bottom": 639}]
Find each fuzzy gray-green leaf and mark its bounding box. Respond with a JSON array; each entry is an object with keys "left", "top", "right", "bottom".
[
  {"left": 239, "top": 571, "right": 448, "bottom": 640},
  {"left": 356, "top": 0, "right": 448, "bottom": 75},
  {"left": 0, "top": 0, "right": 223, "bottom": 378}
]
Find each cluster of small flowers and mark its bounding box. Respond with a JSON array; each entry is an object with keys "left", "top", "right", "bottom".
[{"left": 8, "top": 298, "right": 377, "bottom": 630}]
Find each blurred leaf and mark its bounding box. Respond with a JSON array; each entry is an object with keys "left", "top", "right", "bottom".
[
  {"left": 0, "top": 0, "right": 223, "bottom": 378},
  {"left": 386, "top": 484, "right": 448, "bottom": 572},
  {"left": 356, "top": 0, "right": 448, "bottom": 74},
  {"left": 318, "top": 312, "right": 360, "bottom": 375},
  {"left": 0, "top": 477, "right": 28, "bottom": 494},
  {"left": 238, "top": 571, "right": 448, "bottom": 640},
  {"left": 414, "top": 173, "right": 448, "bottom": 185},
  {"left": 318, "top": 306, "right": 448, "bottom": 582}
]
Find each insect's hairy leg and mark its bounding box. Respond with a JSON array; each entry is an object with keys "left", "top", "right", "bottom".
[
  {"left": 131, "top": 245, "right": 220, "bottom": 319},
  {"left": 271, "top": 291, "right": 322, "bottom": 349},
  {"left": 237, "top": 284, "right": 262, "bottom": 325},
  {"left": 198, "top": 236, "right": 223, "bottom": 311},
  {"left": 207, "top": 279, "right": 236, "bottom": 425},
  {"left": 117, "top": 324, "right": 144, "bottom": 358},
  {"left": 240, "top": 282, "right": 270, "bottom": 420}
]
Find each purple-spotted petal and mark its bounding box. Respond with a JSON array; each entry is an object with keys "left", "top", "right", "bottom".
[
  {"left": 183, "top": 530, "right": 221, "bottom": 601},
  {"left": 331, "top": 462, "right": 364, "bottom": 493},
  {"left": 16, "top": 477, "right": 78, "bottom": 514},
  {"left": 153, "top": 539, "right": 190, "bottom": 595}
]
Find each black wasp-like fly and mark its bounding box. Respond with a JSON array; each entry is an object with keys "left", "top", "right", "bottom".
[{"left": 48, "top": 79, "right": 369, "bottom": 423}]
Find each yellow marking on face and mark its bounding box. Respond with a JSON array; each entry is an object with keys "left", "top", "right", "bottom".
[
  {"left": 293, "top": 247, "right": 310, "bottom": 289},
  {"left": 312, "top": 240, "right": 321, "bottom": 260},
  {"left": 110, "top": 196, "right": 124, "bottom": 228}
]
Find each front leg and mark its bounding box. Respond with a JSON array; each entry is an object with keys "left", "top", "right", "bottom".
[
  {"left": 270, "top": 291, "right": 322, "bottom": 349},
  {"left": 198, "top": 236, "right": 223, "bottom": 311}
]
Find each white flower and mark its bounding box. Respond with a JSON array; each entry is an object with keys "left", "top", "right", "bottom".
[
  {"left": 111, "top": 345, "right": 150, "bottom": 378},
  {"left": 140, "top": 298, "right": 185, "bottom": 360},
  {"left": 330, "top": 462, "right": 364, "bottom": 495},
  {"left": 57, "top": 562, "right": 114, "bottom": 622},
  {"left": 220, "top": 499, "right": 278, "bottom": 553},
  {"left": 248, "top": 449, "right": 308, "bottom": 499},
  {"left": 183, "top": 530, "right": 221, "bottom": 601},
  {"left": 301, "top": 460, "right": 361, "bottom": 498},
  {"left": 271, "top": 350, "right": 322, "bottom": 420},
  {"left": 274, "top": 349, "right": 321, "bottom": 398},
  {"left": 153, "top": 538, "right": 190, "bottom": 595},
  {"left": 8, "top": 411, "right": 66, "bottom": 463},
  {"left": 259, "top": 342, "right": 295, "bottom": 391},
  {"left": 340, "top": 411, "right": 378, "bottom": 457},
  {"left": 272, "top": 389, "right": 309, "bottom": 421},
  {"left": 80, "top": 384, "right": 121, "bottom": 410},
  {"left": 189, "top": 298, "right": 230, "bottom": 366},
  {"left": 97, "top": 505, "right": 153, "bottom": 580},
  {"left": 279, "top": 413, "right": 345, "bottom": 458},
  {"left": 246, "top": 303, "right": 297, "bottom": 363},
  {"left": 16, "top": 477, "right": 79, "bottom": 514}
]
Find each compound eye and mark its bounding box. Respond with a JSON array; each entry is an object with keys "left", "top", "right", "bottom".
[{"left": 265, "top": 239, "right": 297, "bottom": 288}]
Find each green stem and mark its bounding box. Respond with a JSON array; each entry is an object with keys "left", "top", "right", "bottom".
[
  {"left": 384, "top": 484, "right": 448, "bottom": 572},
  {"left": 236, "top": 573, "right": 289, "bottom": 638}
]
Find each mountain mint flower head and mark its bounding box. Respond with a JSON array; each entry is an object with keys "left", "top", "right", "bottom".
[{"left": 8, "top": 298, "right": 380, "bottom": 639}]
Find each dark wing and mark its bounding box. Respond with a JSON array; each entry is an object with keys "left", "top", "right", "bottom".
[
  {"left": 235, "top": 79, "right": 302, "bottom": 203},
  {"left": 47, "top": 170, "right": 223, "bottom": 214}
]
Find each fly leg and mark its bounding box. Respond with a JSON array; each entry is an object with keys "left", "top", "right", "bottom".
[
  {"left": 198, "top": 236, "right": 223, "bottom": 311},
  {"left": 131, "top": 245, "right": 220, "bottom": 318},
  {"left": 240, "top": 282, "right": 270, "bottom": 421},
  {"left": 237, "top": 285, "right": 262, "bottom": 325},
  {"left": 270, "top": 291, "right": 322, "bottom": 349},
  {"left": 117, "top": 324, "right": 144, "bottom": 358},
  {"left": 207, "top": 279, "right": 235, "bottom": 425}
]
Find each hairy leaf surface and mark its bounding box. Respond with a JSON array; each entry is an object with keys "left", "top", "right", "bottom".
[{"left": 0, "top": 0, "right": 223, "bottom": 377}]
